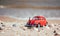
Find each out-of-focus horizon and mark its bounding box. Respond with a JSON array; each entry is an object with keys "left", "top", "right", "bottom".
[
  {"left": 0, "top": 0, "right": 60, "bottom": 6},
  {"left": 0, "top": 0, "right": 60, "bottom": 8},
  {"left": 0, "top": 0, "right": 60, "bottom": 18}
]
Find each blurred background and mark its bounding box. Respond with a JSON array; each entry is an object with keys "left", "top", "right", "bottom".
[{"left": 0, "top": 0, "right": 60, "bottom": 18}]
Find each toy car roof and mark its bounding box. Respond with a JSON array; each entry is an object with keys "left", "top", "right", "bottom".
[{"left": 34, "top": 16, "right": 45, "bottom": 18}]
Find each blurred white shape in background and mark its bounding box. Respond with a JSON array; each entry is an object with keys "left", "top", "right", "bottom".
[{"left": 0, "top": 5, "right": 7, "bottom": 8}]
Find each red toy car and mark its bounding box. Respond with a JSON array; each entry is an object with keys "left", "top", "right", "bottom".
[{"left": 25, "top": 16, "right": 48, "bottom": 27}]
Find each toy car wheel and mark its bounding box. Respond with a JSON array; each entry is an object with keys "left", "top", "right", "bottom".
[{"left": 36, "top": 23, "right": 40, "bottom": 28}]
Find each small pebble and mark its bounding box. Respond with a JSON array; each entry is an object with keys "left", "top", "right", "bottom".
[
  {"left": 0, "top": 27, "right": 2, "bottom": 30},
  {"left": 12, "top": 24, "right": 16, "bottom": 27},
  {"left": 54, "top": 25, "right": 56, "bottom": 26},
  {"left": 48, "top": 25, "right": 52, "bottom": 27},
  {"left": 56, "top": 28, "right": 59, "bottom": 30},
  {"left": 1, "top": 23, "right": 3, "bottom": 24},
  {"left": 53, "top": 30, "right": 56, "bottom": 33},
  {"left": 55, "top": 33, "right": 58, "bottom": 35},
  {"left": 23, "top": 28, "right": 25, "bottom": 31},
  {"left": 2, "top": 25, "right": 5, "bottom": 27}
]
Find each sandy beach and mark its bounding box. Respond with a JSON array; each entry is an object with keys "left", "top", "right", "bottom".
[{"left": 0, "top": 16, "right": 60, "bottom": 36}]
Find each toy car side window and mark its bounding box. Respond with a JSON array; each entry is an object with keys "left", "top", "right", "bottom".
[{"left": 39, "top": 18, "right": 45, "bottom": 20}]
